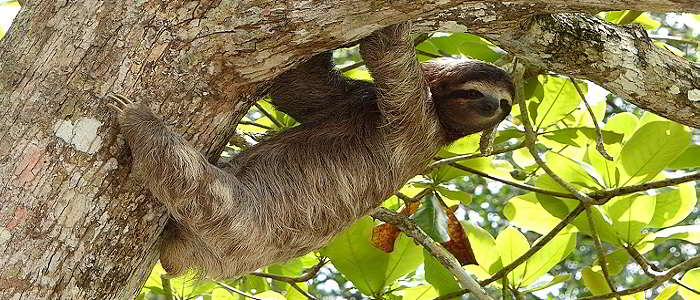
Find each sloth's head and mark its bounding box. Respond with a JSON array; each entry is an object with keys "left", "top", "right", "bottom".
[{"left": 422, "top": 58, "right": 515, "bottom": 141}]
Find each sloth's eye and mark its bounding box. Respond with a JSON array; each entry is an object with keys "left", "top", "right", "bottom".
[{"left": 448, "top": 89, "right": 483, "bottom": 99}]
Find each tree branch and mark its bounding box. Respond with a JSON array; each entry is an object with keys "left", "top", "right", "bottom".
[{"left": 483, "top": 14, "right": 700, "bottom": 128}]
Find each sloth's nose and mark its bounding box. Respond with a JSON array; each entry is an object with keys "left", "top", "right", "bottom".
[
  {"left": 478, "top": 97, "right": 500, "bottom": 117},
  {"left": 500, "top": 99, "right": 512, "bottom": 114}
]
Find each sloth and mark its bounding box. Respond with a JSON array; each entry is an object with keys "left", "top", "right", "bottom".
[{"left": 108, "top": 22, "right": 514, "bottom": 279}]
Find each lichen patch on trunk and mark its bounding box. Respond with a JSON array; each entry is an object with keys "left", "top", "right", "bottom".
[{"left": 53, "top": 118, "right": 104, "bottom": 154}]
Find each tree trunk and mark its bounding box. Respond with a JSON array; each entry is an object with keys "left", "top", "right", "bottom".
[{"left": 0, "top": 1, "right": 698, "bottom": 299}]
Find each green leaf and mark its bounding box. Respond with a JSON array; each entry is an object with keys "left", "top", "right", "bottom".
[
  {"left": 521, "top": 231, "right": 576, "bottom": 287},
  {"left": 616, "top": 121, "right": 691, "bottom": 186},
  {"left": 496, "top": 226, "right": 529, "bottom": 286},
  {"left": 542, "top": 127, "right": 623, "bottom": 148},
  {"left": 534, "top": 76, "right": 583, "bottom": 130},
  {"left": 402, "top": 285, "right": 439, "bottom": 300},
  {"left": 504, "top": 193, "right": 570, "bottom": 235},
  {"left": 680, "top": 268, "right": 700, "bottom": 300},
  {"left": 545, "top": 152, "right": 604, "bottom": 190},
  {"left": 512, "top": 147, "right": 535, "bottom": 168},
  {"left": 603, "top": 193, "right": 655, "bottom": 244},
  {"left": 631, "top": 12, "right": 661, "bottom": 29},
  {"left": 522, "top": 274, "right": 572, "bottom": 293},
  {"left": 430, "top": 157, "right": 499, "bottom": 184},
  {"left": 605, "top": 112, "right": 639, "bottom": 145},
  {"left": 413, "top": 194, "right": 450, "bottom": 243},
  {"left": 443, "top": 134, "right": 480, "bottom": 154},
  {"left": 582, "top": 267, "right": 612, "bottom": 295},
  {"left": 462, "top": 221, "right": 502, "bottom": 275},
  {"left": 344, "top": 68, "right": 373, "bottom": 81},
  {"left": 648, "top": 182, "right": 697, "bottom": 228},
  {"left": 668, "top": 145, "right": 700, "bottom": 169},
  {"left": 603, "top": 249, "right": 630, "bottom": 276},
  {"left": 573, "top": 206, "right": 620, "bottom": 245},
  {"left": 287, "top": 282, "right": 310, "bottom": 300},
  {"left": 321, "top": 217, "right": 422, "bottom": 296},
  {"left": 436, "top": 186, "right": 472, "bottom": 206},
  {"left": 617, "top": 11, "right": 644, "bottom": 24},
  {"left": 655, "top": 225, "right": 700, "bottom": 243},
  {"left": 654, "top": 285, "right": 678, "bottom": 300},
  {"left": 253, "top": 291, "right": 286, "bottom": 299},
  {"left": 424, "top": 248, "right": 461, "bottom": 296},
  {"left": 418, "top": 33, "right": 503, "bottom": 62}
]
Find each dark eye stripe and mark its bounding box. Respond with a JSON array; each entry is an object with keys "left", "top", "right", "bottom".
[{"left": 447, "top": 89, "right": 483, "bottom": 99}]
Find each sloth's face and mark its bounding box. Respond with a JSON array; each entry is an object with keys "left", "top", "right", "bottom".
[
  {"left": 422, "top": 58, "right": 514, "bottom": 142},
  {"left": 434, "top": 81, "right": 513, "bottom": 141}
]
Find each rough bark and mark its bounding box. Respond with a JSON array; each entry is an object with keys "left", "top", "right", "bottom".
[{"left": 0, "top": 1, "right": 698, "bottom": 299}]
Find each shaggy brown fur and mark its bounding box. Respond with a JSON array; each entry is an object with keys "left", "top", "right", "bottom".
[{"left": 108, "top": 22, "right": 514, "bottom": 279}]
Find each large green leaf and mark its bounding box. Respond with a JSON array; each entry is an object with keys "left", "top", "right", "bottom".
[
  {"left": 545, "top": 152, "right": 605, "bottom": 190},
  {"left": 521, "top": 230, "right": 576, "bottom": 287},
  {"left": 443, "top": 134, "right": 480, "bottom": 155},
  {"left": 503, "top": 193, "right": 571, "bottom": 235},
  {"left": 541, "top": 127, "right": 623, "bottom": 148},
  {"left": 417, "top": 33, "right": 503, "bottom": 62},
  {"left": 462, "top": 221, "right": 502, "bottom": 275},
  {"left": 413, "top": 194, "right": 450, "bottom": 243},
  {"left": 648, "top": 182, "right": 697, "bottom": 228},
  {"left": 496, "top": 226, "right": 529, "bottom": 286},
  {"left": 429, "top": 157, "right": 505, "bottom": 184},
  {"left": 321, "top": 217, "right": 422, "bottom": 296},
  {"left": 668, "top": 144, "right": 700, "bottom": 169},
  {"left": 603, "top": 249, "right": 630, "bottom": 276},
  {"left": 436, "top": 186, "right": 472, "bottom": 206},
  {"left": 581, "top": 267, "right": 611, "bottom": 295},
  {"left": 603, "top": 194, "right": 655, "bottom": 244},
  {"left": 534, "top": 76, "right": 584, "bottom": 130},
  {"left": 680, "top": 268, "right": 700, "bottom": 300},
  {"left": 616, "top": 121, "right": 691, "bottom": 186},
  {"left": 402, "top": 285, "right": 439, "bottom": 300},
  {"left": 423, "top": 248, "right": 460, "bottom": 296}
]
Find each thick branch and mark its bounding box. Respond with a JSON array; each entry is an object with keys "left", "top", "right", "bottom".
[{"left": 484, "top": 14, "right": 700, "bottom": 128}]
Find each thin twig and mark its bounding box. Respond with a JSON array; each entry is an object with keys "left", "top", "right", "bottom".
[
  {"left": 569, "top": 77, "right": 613, "bottom": 161},
  {"left": 443, "top": 162, "right": 576, "bottom": 199},
  {"left": 396, "top": 188, "right": 431, "bottom": 204},
  {"left": 589, "top": 172, "right": 700, "bottom": 204},
  {"left": 254, "top": 102, "right": 284, "bottom": 129},
  {"left": 578, "top": 256, "right": 700, "bottom": 300},
  {"left": 585, "top": 207, "right": 620, "bottom": 299},
  {"left": 428, "top": 142, "right": 525, "bottom": 169},
  {"left": 338, "top": 61, "right": 365, "bottom": 73},
  {"left": 251, "top": 259, "right": 327, "bottom": 283},
  {"left": 372, "top": 208, "right": 494, "bottom": 300},
  {"left": 217, "top": 281, "right": 264, "bottom": 300}
]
